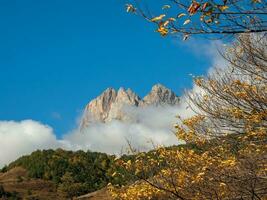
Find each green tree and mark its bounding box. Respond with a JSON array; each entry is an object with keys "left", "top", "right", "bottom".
[{"left": 57, "top": 172, "right": 87, "bottom": 198}]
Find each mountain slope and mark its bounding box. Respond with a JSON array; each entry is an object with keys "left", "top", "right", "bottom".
[{"left": 0, "top": 167, "right": 60, "bottom": 199}]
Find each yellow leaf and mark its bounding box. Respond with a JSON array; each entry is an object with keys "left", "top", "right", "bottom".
[
  {"left": 111, "top": 172, "right": 117, "bottom": 177},
  {"left": 178, "top": 13, "right": 186, "bottom": 18},
  {"left": 151, "top": 14, "right": 166, "bottom": 22},
  {"left": 204, "top": 11, "right": 212, "bottom": 16},
  {"left": 162, "top": 5, "right": 171, "bottom": 9},
  {"left": 163, "top": 20, "right": 169, "bottom": 26},
  {"left": 115, "top": 155, "right": 122, "bottom": 160},
  {"left": 135, "top": 169, "right": 141, "bottom": 175},
  {"left": 219, "top": 5, "right": 229, "bottom": 11},
  {"left": 173, "top": 124, "right": 179, "bottom": 128},
  {"left": 183, "top": 19, "right": 191, "bottom": 25},
  {"left": 219, "top": 182, "right": 227, "bottom": 187},
  {"left": 157, "top": 26, "right": 168, "bottom": 36},
  {"left": 125, "top": 4, "right": 136, "bottom": 13},
  {"left": 168, "top": 17, "right": 176, "bottom": 21}
]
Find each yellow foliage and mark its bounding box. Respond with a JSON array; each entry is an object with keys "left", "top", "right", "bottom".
[
  {"left": 110, "top": 35, "right": 267, "bottom": 200},
  {"left": 151, "top": 14, "right": 166, "bottom": 22}
]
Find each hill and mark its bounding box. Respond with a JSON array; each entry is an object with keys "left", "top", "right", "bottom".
[
  {"left": 0, "top": 167, "right": 61, "bottom": 199},
  {"left": 0, "top": 135, "right": 249, "bottom": 199},
  {"left": 1, "top": 149, "right": 131, "bottom": 199}
]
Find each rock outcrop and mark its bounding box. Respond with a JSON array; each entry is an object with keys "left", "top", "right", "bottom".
[
  {"left": 144, "top": 84, "right": 180, "bottom": 106},
  {"left": 80, "top": 84, "right": 179, "bottom": 129}
]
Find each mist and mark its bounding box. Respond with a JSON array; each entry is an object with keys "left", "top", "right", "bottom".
[{"left": 0, "top": 100, "right": 194, "bottom": 168}]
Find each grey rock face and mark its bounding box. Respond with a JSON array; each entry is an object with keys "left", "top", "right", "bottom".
[
  {"left": 144, "top": 84, "right": 180, "bottom": 106},
  {"left": 80, "top": 84, "right": 179, "bottom": 129}
]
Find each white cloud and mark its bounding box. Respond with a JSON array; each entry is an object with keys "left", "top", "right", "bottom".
[
  {"left": 0, "top": 120, "right": 61, "bottom": 167},
  {"left": 0, "top": 104, "right": 193, "bottom": 167},
  {"left": 173, "top": 38, "right": 228, "bottom": 74},
  {"left": 63, "top": 105, "right": 188, "bottom": 154}
]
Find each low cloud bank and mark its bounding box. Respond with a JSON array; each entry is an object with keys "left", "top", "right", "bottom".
[
  {"left": 0, "top": 101, "right": 194, "bottom": 168},
  {"left": 64, "top": 105, "right": 192, "bottom": 154}
]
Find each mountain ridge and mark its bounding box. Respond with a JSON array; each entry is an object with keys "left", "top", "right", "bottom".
[{"left": 80, "top": 84, "right": 180, "bottom": 129}]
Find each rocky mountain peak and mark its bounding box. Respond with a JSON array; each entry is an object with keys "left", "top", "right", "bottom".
[
  {"left": 152, "top": 83, "right": 168, "bottom": 91},
  {"left": 80, "top": 84, "right": 179, "bottom": 129},
  {"left": 144, "top": 83, "right": 180, "bottom": 106},
  {"left": 116, "top": 87, "right": 143, "bottom": 106}
]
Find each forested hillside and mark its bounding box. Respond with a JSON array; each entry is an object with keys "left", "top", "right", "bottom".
[
  {"left": 2, "top": 149, "right": 119, "bottom": 198},
  {"left": 1, "top": 135, "right": 247, "bottom": 200}
]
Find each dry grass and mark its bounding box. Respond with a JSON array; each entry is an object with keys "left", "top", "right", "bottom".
[
  {"left": 0, "top": 167, "right": 112, "bottom": 200},
  {"left": 0, "top": 167, "right": 64, "bottom": 200}
]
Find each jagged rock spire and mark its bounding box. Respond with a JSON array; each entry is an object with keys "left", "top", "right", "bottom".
[
  {"left": 80, "top": 84, "right": 179, "bottom": 130},
  {"left": 144, "top": 83, "right": 180, "bottom": 106}
]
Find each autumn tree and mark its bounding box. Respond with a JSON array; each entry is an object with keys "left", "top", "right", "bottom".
[
  {"left": 109, "top": 34, "right": 267, "bottom": 200},
  {"left": 7, "top": 149, "right": 120, "bottom": 197},
  {"left": 126, "top": 0, "right": 267, "bottom": 38},
  {"left": 179, "top": 33, "right": 267, "bottom": 139},
  {"left": 57, "top": 172, "right": 87, "bottom": 198}
]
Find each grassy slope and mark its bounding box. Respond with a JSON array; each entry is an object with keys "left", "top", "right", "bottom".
[{"left": 0, "top": 167, "right": 64, "bottom": 200}]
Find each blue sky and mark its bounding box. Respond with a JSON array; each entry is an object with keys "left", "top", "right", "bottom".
[{"left": 0, "top": 0, "right": 212, "bottom": 137}]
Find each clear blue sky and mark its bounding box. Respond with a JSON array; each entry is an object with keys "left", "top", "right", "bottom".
[{"left": 0, "top": 0, "right": 212, "bottom": 137}]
